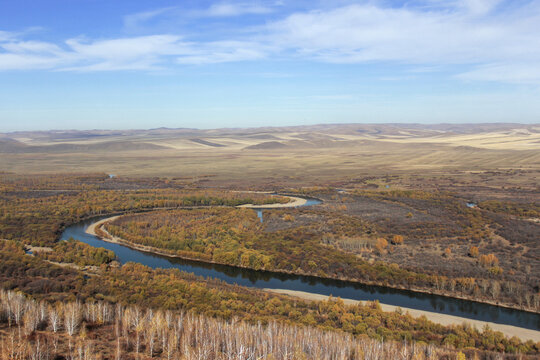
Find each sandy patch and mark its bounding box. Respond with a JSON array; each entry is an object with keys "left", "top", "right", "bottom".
[
  {"left": 25, "top": 245, "right": 53, "bottom": 253},
  {"left": 85, "top": 216, "right": 121, "bottom": 236},
  {"left": 266, "top": 288, "right": 540, "bottom": 342},
  {"left": 237, "top": 195, "right": 307, "bottom": 208}
]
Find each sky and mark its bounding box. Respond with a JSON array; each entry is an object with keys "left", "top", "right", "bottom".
[{"left": 0, "top": 0, "right": 539, "bottom": 131}]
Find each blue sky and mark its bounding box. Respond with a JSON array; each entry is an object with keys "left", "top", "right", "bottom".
[{"left": 0, "top": 0, "right": 539, "bottom": 131}]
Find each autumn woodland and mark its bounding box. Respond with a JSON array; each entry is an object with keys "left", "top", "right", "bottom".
[{"left": 0, "top": 124, "right": 539, "bottom": 359}]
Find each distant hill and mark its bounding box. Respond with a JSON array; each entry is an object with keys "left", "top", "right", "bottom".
[
  {"left": 0, "top": 139, "right": 167, "bottom": 153},
  {"left": 1, "top": 123, "right": 538, "bottom": 179},
  {"left": 245, "top": 141, "right": 287, "bottom": 150}
]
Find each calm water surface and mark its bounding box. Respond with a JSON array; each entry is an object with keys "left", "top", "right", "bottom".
[{"left": 60, "top": 198, "right": 540, "bottom": 331}]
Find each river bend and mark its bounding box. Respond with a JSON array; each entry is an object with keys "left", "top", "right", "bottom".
[{"left": 59, "top": 198, "right": 539, "bottom": 331}]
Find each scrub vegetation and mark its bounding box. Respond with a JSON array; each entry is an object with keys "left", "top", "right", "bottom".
[
  {"left": 0, "top": 122, "right": 539, "bottom": 358},
  {"left": 0, "top": 173, "right": 285, "bottom": 246},
  {"left": 1, "top": 240, "right": 539, "bottom": 358},
  {"left": 102, "top": 192, "right": 539, "bottom": 312}
]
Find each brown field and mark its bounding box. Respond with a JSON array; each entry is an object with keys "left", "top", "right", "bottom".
[{"left": 1, "top": 123, "right": 539, "bottom": 189}]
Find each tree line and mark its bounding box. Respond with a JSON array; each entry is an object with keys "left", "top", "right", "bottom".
[
  {"left": 1, "top": 239, "right": 538, "bottom": 355},
  {"left": 0, "top": 289, "right": 460, "bottom": 360},
  {"left": 102, "top": 208, "right": 540, "bottom": 312},
  {"left": 0, "top": 174, "right": 284, "bottom": 246}
]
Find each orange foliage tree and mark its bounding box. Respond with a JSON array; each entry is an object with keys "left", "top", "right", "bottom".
[{"left": 391, "top": 235, "right": 404, "bottom": 245}]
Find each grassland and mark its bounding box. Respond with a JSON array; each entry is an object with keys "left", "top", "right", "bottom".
[{"left": 1, "top": 124, "right": 538, "bottom": 188}]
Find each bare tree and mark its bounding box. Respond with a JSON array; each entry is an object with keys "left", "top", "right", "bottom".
[
  {"left": 39, "top": 302, "right": 48, "bottom": 325},
  {"left": 489, "top": 281, "right": 501, "bottom": 299},
  {"left": 48, "top": 304, "right": 61, "bottom": 333},
  {"left": 23, "top": 303, "right": 40, "bottom": 335},
  {"left": 0, "top": 289, "right": 498, "bottom": 360},
  {"left": 10, "top": 292, "right": 26, "bottom": 338},
  {"left": 116, "top": 337, "right": 122, "bottom": 360},
  {"left": 144, "top": 320, "right": 157, "bottom": 357},
  {"left": 64, "top": 302, "right": 82, "bottom": 336},
  {"left": 166, "top": 332, "right": 178, "bottom": 360}
]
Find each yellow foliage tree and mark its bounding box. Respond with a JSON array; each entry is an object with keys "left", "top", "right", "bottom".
[
  {"left": 391, "top": 235, "right": 404, "bottom": 245},
  {"left": 375, "top": 238, "right": 388, "bottom": 254}
]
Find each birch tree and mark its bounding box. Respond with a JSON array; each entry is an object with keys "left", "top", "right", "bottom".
[{"left": 64, "top": 302, "right": 82, "bottom": 336}]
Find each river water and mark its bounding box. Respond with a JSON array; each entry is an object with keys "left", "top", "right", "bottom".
[{"left": 59, "top": 199, "right": 539, "bottom": 331}]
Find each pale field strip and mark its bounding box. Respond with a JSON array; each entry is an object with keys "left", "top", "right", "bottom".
[
  {"left": 146, "top": 130, "right": 540, "bottom": 151},
  {"left": 371, "top": 131, "right": 540, "bottom": 150},
  {"left": 11, "top": 127, "right": 540, "bottom": 151},
  {"left": 2, "top": 126, "right": 539, "bottom": 177}
]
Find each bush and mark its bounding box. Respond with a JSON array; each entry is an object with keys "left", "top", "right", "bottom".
[
  {"left": 375, "top": 238, "right": 388, "bottom": 254},
  {"left": 468, "top": 246, "right": 479, "bottom": 258},
  {"left": 479, "top": 254, "right": 499, "bottom": 267},
  {"left": 391, "top": 235, "right": 404, "bottom": 245},
  {"left": 283, "top": 214, "right": 295, "bottom": 222}
]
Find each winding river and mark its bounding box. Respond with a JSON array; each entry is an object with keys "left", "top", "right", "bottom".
[{"left": 59, "top": 197, "right": 540, "bottom": 332}]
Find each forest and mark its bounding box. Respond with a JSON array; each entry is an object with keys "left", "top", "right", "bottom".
[
  {"left": 35, "top": 239, "right": 117, "bottom": 267},
  {"left": 1, "top": 239, "right": 539, "bottom": 356},
  {"left": 0, "top": 173, "right": 539, "bottom": 358},
  {"left": 102, "top": 203, "right": 539, "bottom": 312},
  {"left": 0, "top": 173, "right": 285, "bottom": 246},
  {"left": 0, "top": 289, "right": 485, "bottom": 360}
]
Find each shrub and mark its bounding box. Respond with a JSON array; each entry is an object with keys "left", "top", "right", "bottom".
[
  {"left": 283, "top": 214, "right": 295, "bottom": 222},
  {"left": 391, "top": 235, "right": 404, "bottom": 245},
  {"left": 479, "top": 254, "right": 499, "bottom": 267},
  {"left": 468, "top": 246, "right": 479, "bottom": 258},
  {"left": 375, "top": 238, "right": 388, "bottom": 254}
]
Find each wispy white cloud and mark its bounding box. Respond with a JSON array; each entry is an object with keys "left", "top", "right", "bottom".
[
  {"left": 462, "top": 0, "right": 503, "bottom": 14},
  {"left": 415, "top": 0, "right": 503, "bottom": 14},
  {"left": 2, "top": 40, "right": 64, "bottom": 54},
  {"left": 0, "top": 32, "right": 270, "bottom": 71},
  {"left": 1, "top": 1, "right": 539, "bottom": 83},
  {"left": 0, "top": 53, "right": 65, "bottom": 70},
  {"left": 176, "top": 40, "right": 269, "bottom": 64},
  {"left": 265, "top": 2, "right": 540, "bottom": 65},
  {"left": 123, "top": 7, "right": 178, "bottom": 32},
  {"left": 66, "top": 35, "right": 187, "bottom": 61},
  {"left": 204, "top": 2, "right": 274, "bottom": 17},
  {"left": 0, "top": 30, "right": 16, "bottom": 42},
  {"left": 123, "top": 2, "right": 275, "bottom": 31},
  {"left": 0, "top": 34, "right": 72, "bottom": 70},
  {"left": 261, "top": 0, "right": 540, "bottom": 82},
  {"left": 457, "top": 63, "right": 540, "bottom": 84}
]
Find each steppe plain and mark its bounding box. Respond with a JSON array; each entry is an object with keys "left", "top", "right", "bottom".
[{"left": 1, "top": 123, "right": 538, "bottom": 188}]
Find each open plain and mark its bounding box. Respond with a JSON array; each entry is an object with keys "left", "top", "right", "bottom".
[{"left": 1, "top": 124, "right": 539, "bottom": 188}]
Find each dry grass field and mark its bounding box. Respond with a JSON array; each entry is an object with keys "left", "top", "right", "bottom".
[{"left": 1, "top": 123, "right": 539, "bottom": 188}]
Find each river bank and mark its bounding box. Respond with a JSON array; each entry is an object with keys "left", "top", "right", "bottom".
[
  {"left": 82, "top": 214, "right": 540, "bottom": 340},
  {"left": 85, "top": 216, "right": 540, "bottom": 341},
  {"left": 266, "top": 289, "right": 540, "bottom": 342},
  {"left": 237, "top": 195, "right": 307, "bottom": 208},
  {"left": 87, "top": 212, "right": 538, "bottom": 316}
]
